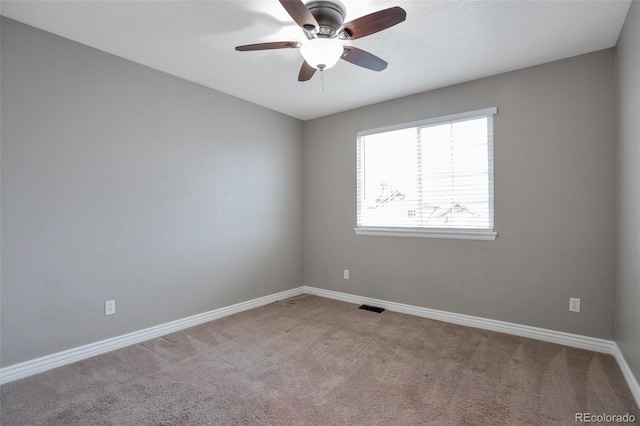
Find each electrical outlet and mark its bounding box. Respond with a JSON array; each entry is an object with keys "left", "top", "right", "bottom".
[
  {"left": 569, "top": 297, "right": 580, "bottom": 313},
  {"left": 105, "top": 300, "right": 116, "bottom": 316},
  {"left": 343, "top": 269, "right": 349, "bottom": 280}
]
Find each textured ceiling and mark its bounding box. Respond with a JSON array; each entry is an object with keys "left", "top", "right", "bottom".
[{"left": 0, "top": 0, "right": 632, "bottom": 120}]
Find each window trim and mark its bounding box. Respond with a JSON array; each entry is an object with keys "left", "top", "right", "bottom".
[
  {"left": 355, "top": 107, "right": 498, "bottom": 241},
  {"left": 354, "top": 227, "right": 497, "bottom": 240}
]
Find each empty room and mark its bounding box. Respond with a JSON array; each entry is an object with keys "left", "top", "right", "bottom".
[{"left": 1, "top": 0, "right": 639, "bottom": 424}]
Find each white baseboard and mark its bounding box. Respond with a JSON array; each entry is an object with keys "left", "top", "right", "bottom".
[
  {"left": 303, "top": 286, "right": 615, "bottom": 352},
  {"left": 613, "top": 343, "right": 640, "bottom": 408},
  {"left": 3, "top": 284, "right": 639, "bottom": 409},
  {"left": 303, "top": 286, "right": 640, "bottom": 407},
  {"left": 0, "top": 287, "right": 306, "bottom": 385}
]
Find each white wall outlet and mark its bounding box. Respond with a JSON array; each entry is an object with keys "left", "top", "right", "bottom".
[
  {"left": 343, "top": 269, "right": 349, "bottom": 280},
  {"left": 105, "top": 300, "right": 116, "bottom": 316},
  {"left": 569, "top": 297, "right": 580, "bottom": 313}
]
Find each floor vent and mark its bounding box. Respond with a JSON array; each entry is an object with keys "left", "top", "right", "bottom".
[{"left": 359, "top": 304, "right": 385, "bottom": 313}]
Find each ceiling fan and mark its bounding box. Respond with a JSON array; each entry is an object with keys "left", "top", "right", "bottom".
[{"left": 235, "top": 0, "right": 406, "bottom": 82}]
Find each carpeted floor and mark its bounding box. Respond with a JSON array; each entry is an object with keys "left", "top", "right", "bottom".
[{"left": 1, "top": 295, "right": 638, "bottom": 425}]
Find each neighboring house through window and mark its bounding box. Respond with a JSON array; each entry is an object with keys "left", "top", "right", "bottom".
[{"left": 355, "top": 107, "right": 498, "bottom": 240}]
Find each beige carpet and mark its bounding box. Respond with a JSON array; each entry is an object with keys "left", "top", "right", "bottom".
[{"left": 1, "top": 295, "right": 638, "bottom": 425}]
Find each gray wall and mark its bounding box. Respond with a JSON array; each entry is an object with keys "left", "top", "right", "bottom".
[
  {"left": 304, "top": 50, "right": 617, "bottom": 339},
  {"left": 0, "top": 18, "right": 303, "bottom": 367},
  {"left": 616, "top": 0, "right": 640, "bottom": 384}
]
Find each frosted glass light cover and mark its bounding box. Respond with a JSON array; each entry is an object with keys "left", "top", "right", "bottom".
[{"left": 300, "top": 38, "right": 343, "bottom": 70}]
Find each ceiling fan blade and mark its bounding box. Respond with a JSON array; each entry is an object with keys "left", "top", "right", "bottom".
[
  {"left": 235, "top": 41, "right": 301, "bottom": 51},
  {"left": 279, "top": 0, "right": 319, "bottom": 30},
  {"left": 341, "top": 46, "right": 388, "bottom": 71},
  {"left": 298, "top": 61, "right": 317, "bottom": 81},
  {"left": 340, "top": 6, "right": 406, "bottom": 40}
]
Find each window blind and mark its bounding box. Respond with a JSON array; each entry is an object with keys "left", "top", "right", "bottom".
[{"left": 356, "top": 107, "right": 496, "bottom": 233}]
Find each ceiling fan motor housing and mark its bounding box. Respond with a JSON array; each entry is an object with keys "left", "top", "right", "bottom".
[{"left": 306, "top": 1, "right": 346, "bottom": 38}]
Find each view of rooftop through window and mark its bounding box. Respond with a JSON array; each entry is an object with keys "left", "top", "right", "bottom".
[{"left": 357, "top": 113, "right": 494, "bottom": 231}]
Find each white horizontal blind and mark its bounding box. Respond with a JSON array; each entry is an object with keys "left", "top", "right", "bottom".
[{"left": 356, "top": 108, "right": 496, "bottom": 232}]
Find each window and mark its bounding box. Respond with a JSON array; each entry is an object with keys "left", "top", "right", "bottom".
[{"left": 356, "top": 107, "right": 497, "bottom": 240}]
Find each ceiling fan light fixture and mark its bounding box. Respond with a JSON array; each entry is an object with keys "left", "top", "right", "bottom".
[{"left": 300, "top": 37, "right": 343, "bottom": 70}]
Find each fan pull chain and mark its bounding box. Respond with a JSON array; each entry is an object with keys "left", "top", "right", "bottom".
[{"left": 321, "top": 69, "right": 325, "bottom": 93}]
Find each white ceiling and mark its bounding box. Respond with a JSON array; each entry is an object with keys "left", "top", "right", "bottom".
[{"left": 1, "top": 0, "right": 632, "bottom": 121}]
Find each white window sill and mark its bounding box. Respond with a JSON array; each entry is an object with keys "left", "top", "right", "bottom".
[{"left": 354, "top": 227, "right": 497, "bottom": 241}]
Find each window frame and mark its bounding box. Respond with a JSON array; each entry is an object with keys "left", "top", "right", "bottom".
[{"left": 355, "top": 107, "right": 498, "bottom": 241}]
